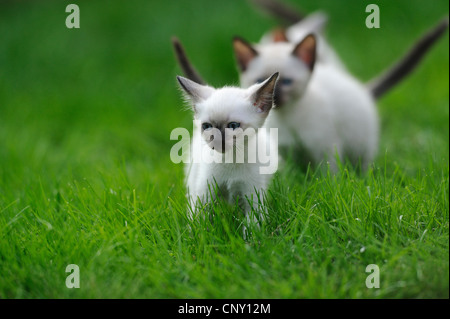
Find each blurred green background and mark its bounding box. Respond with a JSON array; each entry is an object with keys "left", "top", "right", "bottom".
[
  {"left": 0, "top": 0, "right": 448, "bottom": 180},
  {"left": 0, "top": 0, "right": 448, "bottom": 298},
  {"left": 0, "top": 0, "right": 448, "bottom": 181}
]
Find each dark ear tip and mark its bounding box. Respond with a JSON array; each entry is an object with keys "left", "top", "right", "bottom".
[
  {"left": 269, "top": 72, "right": 280, "bottom": 82},
  {"left": 176, "top": 75, "right": 184, "bottom": 85},
  {"left": 232, "top": 36, "right": 247, "bottom": 46}
]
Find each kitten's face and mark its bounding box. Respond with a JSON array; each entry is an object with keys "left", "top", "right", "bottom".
[
  {"left": 233, "top": 35, "right": 316, "bottom": 107},
  {"left": 195, "top": 89, "right": 261, "bottom": 153},
  {"left": 177, "top": 73, "right": 279, "bottom": 154}
]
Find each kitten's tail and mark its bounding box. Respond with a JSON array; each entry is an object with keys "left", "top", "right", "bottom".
[
  {"left": 171, "top": 37, "right": 206, "bottom": 85},
  {"left": 368, "top": 16, "right": 449, "bottom": 100},
  {"left": 249, "top": 0, "right": 304, "bottom": 25}
]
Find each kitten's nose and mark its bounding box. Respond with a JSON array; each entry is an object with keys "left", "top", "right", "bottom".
[{"left": 204, "top": 129, "right": 226, "bottom": 153}]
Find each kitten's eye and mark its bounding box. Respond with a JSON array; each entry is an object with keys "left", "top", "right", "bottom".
[
  {"left": 202, "top": 123, "right": 213, "bottom": 131},
  {"left": 227, "top": 122, "right": 240, "bottom": 130},
  {"left": 281, "top": 78, "right": 293, "bottom": 85}
]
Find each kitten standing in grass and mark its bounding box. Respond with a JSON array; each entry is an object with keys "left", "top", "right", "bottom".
[
  {"left": 234, "top": 33, "right": 378, "bottom": 171},
  {"left": 177, "top": 72, "right": 279, "bottom": 235},
  {"left": 233, "top": 16, "right": 448, "bottom": 171}
]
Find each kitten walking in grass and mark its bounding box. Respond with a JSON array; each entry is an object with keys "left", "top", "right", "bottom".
[
  {"left": 232, "top": 16, "right": 448, "bottom": 171},
  {"left": 234, "top": 33, "right": 378, "bottom": 171},
  {"left": 176, "top": 72, "right": 280, "bottom": 236}
]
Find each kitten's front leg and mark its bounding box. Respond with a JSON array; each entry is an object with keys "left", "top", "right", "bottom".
[
  {"left": 187, "top": 184, "right": 214, "bottom": 221},
  {"left": 242, "top": 190, "right": 267, "bottom": 240},
  {"left": 187, "top": 175, "right": 227, "bottom": 224},
  {"left": 229, "top": 182, "right": 267, "bottom": 238},
  {"left": 317, "top": 144, "right": 343, "bottom": 174}
]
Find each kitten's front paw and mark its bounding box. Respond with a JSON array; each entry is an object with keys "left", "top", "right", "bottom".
[
  {"left": 246, "top": 213, "right": 261, "bottom": 228},
  {"left": 242, "top": 212, "right": 263, "bottom": 240},
  {"left": 242, "top": 225, "right": 250, "bottom": 241}
]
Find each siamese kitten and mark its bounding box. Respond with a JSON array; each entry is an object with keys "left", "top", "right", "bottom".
[
  {"left": 233, "top": 17, "right": 449, "bottom": 170},
  {"left": 177, "top": 72, "right": 279, "bottom": 232},
  {"left": 234, "top": 34, "right": 378, "bottom": 171}
]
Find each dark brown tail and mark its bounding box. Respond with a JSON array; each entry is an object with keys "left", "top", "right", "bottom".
[
  {"left": 249, "top": 0, "right": 304, "bottom": 25},
  {"left": 171, "top": 37, "right": 205, "bottom": 85},
  {"left": 368, "top": 16, "right": 449, "bottom": 100}
]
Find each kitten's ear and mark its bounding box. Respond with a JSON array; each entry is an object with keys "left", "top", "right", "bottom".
[
  {"left": 176, "top": 76, "right": 214, "bottom": 106},
  {"left": 250, "top": 72, "right": 279, "bottom": 114},
  {"left": 292, "top": 34, "right": 316, "bottom": 71},
  {"left": 233, "top": 36, "right": 258, "bottom": 72}
]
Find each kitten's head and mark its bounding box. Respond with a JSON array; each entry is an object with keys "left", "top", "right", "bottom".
[
  {"left": 177, "top": 73, "right": 279, "bottom": 153},
  {"left": 233, "top": 34, "right": 316, "bottom": 107}
]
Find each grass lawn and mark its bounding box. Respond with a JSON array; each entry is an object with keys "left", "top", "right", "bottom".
[{"left": 0, "top": 0, "right": 448, "bottom": 298}]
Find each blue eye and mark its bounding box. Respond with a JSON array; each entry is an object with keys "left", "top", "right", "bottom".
[
  {"left": 227, "top": 122, "right": 240, "bottom": 130},
  {"left": 281, "top": 78, "right": 293, "bottom": 85},
  {"left": 202, "top": 123, "right": 213, "bottom": 131}
]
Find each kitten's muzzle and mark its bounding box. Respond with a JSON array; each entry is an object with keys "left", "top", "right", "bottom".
[{"left": 203, "top": 129, "right": 226, "bottom": 153}]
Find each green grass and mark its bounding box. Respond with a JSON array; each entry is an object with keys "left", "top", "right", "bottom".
[{"left": 0, "top": 0, "right": 448, "bottom": 298}]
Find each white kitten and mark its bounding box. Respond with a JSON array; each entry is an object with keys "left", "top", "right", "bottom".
[
  {"left": 177, "top": 73, "right": 279, "bottom": 233},
  {"left": 234, "top": 34, "right": 378, "bottom": 171}
]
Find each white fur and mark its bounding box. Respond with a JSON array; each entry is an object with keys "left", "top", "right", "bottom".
[
  {"left": 239, "top": 41, "right": 379, "bottom": 171},
  {"left": 177, "top": 75, "right": 279, "bottom": 234},
  {"left": 259, "top": 11, "right": 346, "bottom": 70}
]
